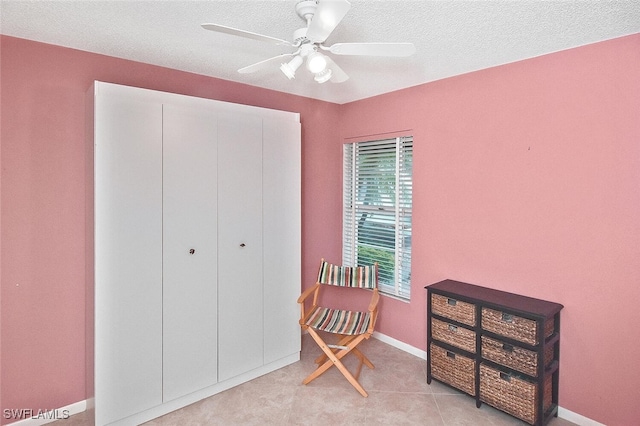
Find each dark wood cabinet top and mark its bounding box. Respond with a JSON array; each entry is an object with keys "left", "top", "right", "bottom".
[{"left": 426, "top": 279, "right": 563, "bottom": 320}]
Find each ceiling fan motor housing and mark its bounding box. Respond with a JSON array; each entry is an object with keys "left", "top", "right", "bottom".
[{"left": 293, "top": 27, "right": 309, "bottom": 44}]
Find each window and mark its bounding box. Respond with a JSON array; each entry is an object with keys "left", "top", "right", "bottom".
[{"left": 343, "top": 136, "right": 413, "bottom": 299}]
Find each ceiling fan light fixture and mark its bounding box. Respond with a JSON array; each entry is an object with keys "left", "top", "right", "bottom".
[
  {"left": 280, "top": 55, "right": 304, "bottom": 79},
  {"left": 204, "top": 0, "right": 417, "bottom": 86},
  {"left": 314, "top": 68, "right": 333, "bottom": 84},
  {"left": 306, "top": 51, "right": 328, "bottom": 74}
]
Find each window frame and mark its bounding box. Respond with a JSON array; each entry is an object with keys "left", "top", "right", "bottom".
[{"left": 342, "top": 135, "right": 413, "bottom": 300}]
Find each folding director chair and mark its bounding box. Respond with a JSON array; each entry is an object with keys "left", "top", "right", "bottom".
[{"left": 298, "top": 258, "right": 380, "bottom": 397}]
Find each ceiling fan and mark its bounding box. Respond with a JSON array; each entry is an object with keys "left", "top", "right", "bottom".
[{"left": 201, "top": 0, "right": 416, "bottom": 84}]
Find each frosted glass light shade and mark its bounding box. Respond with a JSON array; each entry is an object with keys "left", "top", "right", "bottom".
[
  {"left": 306, "top": 51, "right": 327, "bottom": 73},
  {"left": 314, "top": 69, "right": 332, "bottom": 83}
]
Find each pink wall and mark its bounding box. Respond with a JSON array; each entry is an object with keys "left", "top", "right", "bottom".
[
  {"left": 0, "top": 32, "right": 3, "bottom": 418},
  {"left": 2, "top": 32, "right": 639, "bottom": 426},
  {"left": 338, "top": 33, "right": 640, "bottom": 425},
  {"left": 0, "top": 35, "right": 341, "bottom": 424}
]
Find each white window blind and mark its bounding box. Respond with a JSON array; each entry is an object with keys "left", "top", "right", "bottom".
[{"left": 343, "top": 136, "right": 413, "bottom": 299}]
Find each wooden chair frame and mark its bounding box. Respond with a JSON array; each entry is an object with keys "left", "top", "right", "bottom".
[{"left": 297, "top": 259, "right": 380, "bottom": 397}]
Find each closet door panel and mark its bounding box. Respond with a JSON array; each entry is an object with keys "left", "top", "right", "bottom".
[
  {"left": 262, "top": 118, "right": 302, "bottom": 364},
  {"left": 217, "top": 113, "right": 264, "bottom": 381},
  {"left": 162, "top": 104, "right": 218, "bottom": 402},
  {"left": 94, "top": 96, "right": 163, "bottom": 425}
]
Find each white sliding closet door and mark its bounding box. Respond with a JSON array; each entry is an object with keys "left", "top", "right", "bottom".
[
  {"left": 217, "top": 113, "right": 264, "bottom": 381},
  {"left": 94, "top": 96, "right": 163, "bottom": 425},
  {"left": 263, "top": 118, "right": 302, "bottom": 364},
  {"left": 162, "top": 104, "right": 218, "bottom": 402},
  {"left": 90, "top": 81, "right": 301, "bottom": 426}
]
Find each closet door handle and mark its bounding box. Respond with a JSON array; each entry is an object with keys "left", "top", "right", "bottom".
[
  {"left": 189, "top": 248, "right": 195, "bottom": 255},
  {"left": 240, "top": 243, "right": 246, "bottom": 248}
]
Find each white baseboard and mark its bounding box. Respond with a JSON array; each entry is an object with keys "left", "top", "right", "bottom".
[
  {"left": 371, "top": 332, "right": 605, "bottom": 426},
  {"left": 372, "top": 331, "right": 427, "bottom": 360},
  {"left": 6, "top": 400, "right": 87, "bottom": 425},
  {"left": 557, "top": 407, "right": 606, "bottom": 426}
]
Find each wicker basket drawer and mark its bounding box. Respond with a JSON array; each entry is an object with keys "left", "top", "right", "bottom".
[
  {"left": 432, "top": 318, "right": 476, "bottom": 353},
  {"left": 479, "top": 364, "right": 552, "bottom": 425},
  {"left": 481, "top": 308, "right": 554, "bottom": 345},
  {"left": 481, "top": 336, "right": 554, "bottom": 377},
  {"left": 431, "top": 294, "right": 476, "bottom": 326},
  {"left": 430, "top": 343, "right": 476, "bottom": 396}
]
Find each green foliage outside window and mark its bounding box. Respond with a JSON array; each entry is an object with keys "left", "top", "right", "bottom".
[{"left": 357, "top": 246, "right": 395, "bottom": 286}]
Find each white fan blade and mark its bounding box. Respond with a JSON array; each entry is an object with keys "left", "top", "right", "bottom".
[
  {"left": 325, "top": 56, "right": 349, "bottom": 83},
  {"left": 238, "top": 53, "right": 295, "bottom": 74},
  {"left": 329, "top": 42, "right": 416, "bottom": 57},
  {"left": 306, "top": 0, "right": 351, "bottom": 43},
  {"left": 201, "top": 23, "right": 292, "bottom": 46}
]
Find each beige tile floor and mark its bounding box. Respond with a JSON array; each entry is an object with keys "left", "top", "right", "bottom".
[{"left": 55, "top": 333, "right": 575, "bottom": 425}]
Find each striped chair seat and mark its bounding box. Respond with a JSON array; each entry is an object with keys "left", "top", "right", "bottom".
[{"left": 305, "top": 306, "right": 371, "bottom": 335}]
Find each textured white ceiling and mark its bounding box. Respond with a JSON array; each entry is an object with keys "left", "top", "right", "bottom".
[{"left": 2, "top": 0, "right": 639, "bottom": 104}]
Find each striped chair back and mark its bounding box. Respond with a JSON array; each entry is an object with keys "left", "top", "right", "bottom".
[{"left": 317, "top": 260, "right": 378, "bottom": 289}]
